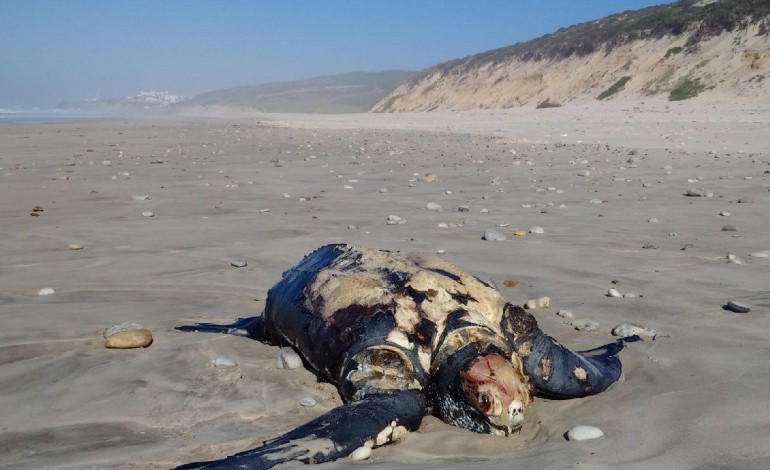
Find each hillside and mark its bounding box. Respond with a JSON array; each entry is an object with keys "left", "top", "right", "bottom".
[
  {"left": 373, "top": 0, "right": 770, "bottom": 111},
  {"left": 174, "top": 70, "right": 414, "bottom": 114}
]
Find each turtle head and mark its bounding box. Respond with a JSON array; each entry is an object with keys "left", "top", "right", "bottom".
[{"left": 459, "top": 353, "right": 534, "bottom": 436}]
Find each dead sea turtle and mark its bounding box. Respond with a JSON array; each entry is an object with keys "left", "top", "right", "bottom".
[{"left": 175, "top": 244, "right": 633, "bottom": 469}]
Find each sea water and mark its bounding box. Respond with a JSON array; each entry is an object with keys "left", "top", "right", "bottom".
[{"left": 0, "top": 109, "right": 109, "bottom": 125}]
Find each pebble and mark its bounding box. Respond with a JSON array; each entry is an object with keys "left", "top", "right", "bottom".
[
  {"left": 572, "top": 319, "right": 599, "bottom": 332},
  {"left": 131, "top": 194, "right": 150, "bottom": 201},
  {"left": 379, "top": 188, "right": 388, "bottom": 193},
  {"left": 104, "top": 322, "right": 153, "bottom": 349},
  {"left": 142, "top": 211, "right": 154, "bottom": 217},
  {"left": 212, "top": 356, "right": 237, "bottom": 367},
  {"left": 612, "top": 322, "right": 663, "bottom": 339},
  {"left": 299, "top": 397, "right": 317, "bottom": 407},
  {"left": 483, "top": 228, "right": 507, "bottom": 241},
  {"left": 648, "top": 218, "right": 659, "bottom": 223},
  {"left": 503, "top": 279, "right": 520, "bottom": 288},
  {"left": 719, "top": 211, "right": 731, "bottom": 217},
  {"left": 566, "top": 425, "right": 604, "bottom": 441},
  {"left": 557, "top": 309, "right": 575, "bottom": 319},
  {"left": 525, "top": 296, "right": 551, "bottom": 309},
  {"left": 513, "top": 230, "right": 527, "bottom": 237},
  {"left": 721, "top": 225, "right": 737, "bottom": 232},
  {"left": 68, "top": 244, "right": 84, "bottom": 250},
  {"left": 350, "top": 446, "right": 372, "bottom": 461},
  {"left": 458, "top": 205, "right": 470, "bottom": 212},
  {"left": 436, "top": 249, "right": 446, "bottom": 255},
  {"left": 230, "top": 259, "right": 247, "bottom": 268},
  {"left": 642, "top": 243, "right": 658, "bottom": 250},
  {"left": 32, "top": 205, "right": 45, "bottom": 212},
  {"left": 423, "top": 173, "right": 438, "bottom": 182},
  {"left": 726, "top": 254, "right": 745, "bottom": 264},
  {"left": 276, "top": 348, "right": 303, "bottom": 369},
  {"left": 37, "top": 287, "right": 55, "bottom": 296},
  {"left": 685, "top": 189, "right": 704, "bottom": 197},
  {"left": 623, "top": 292, "right": 639, "bottom": 299},
  {"left": 589, "top": 198, "right": 603, "bottom": 204},
  {"left": 347, "top": 224, "right": 358, "bottom": 230},
  {"left": 387, "top": 215, "right": 406, "bottom": 225},
  {"left": 607, "top": 288, "right": 623, "bottom": 298},
  {"left": 530, "top": 226, "right": 545, "bottom": 234},
  {"left": 725, "top": 301, "right": 751, "bottom": 313},
  {"left": 426, "top": 202, "right": 443, "bottom": 212}
]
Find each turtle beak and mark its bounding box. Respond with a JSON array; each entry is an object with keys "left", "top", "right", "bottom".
[{"left": 505, "top": 399, "right": 525, "bottom": 435}]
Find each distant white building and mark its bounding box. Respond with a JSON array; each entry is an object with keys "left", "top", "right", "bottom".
[{"left": 124, "top": 91, "right": 186, "bottom": 105}]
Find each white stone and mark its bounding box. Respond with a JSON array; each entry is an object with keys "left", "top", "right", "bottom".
[
  {"left": 525, "top": 297, "right": 550, "bottom": 309},
  {"left": 567, "top": 425, "right": 604, "bottom": 441},
  {"left": 530, "top": 226, "right": 545, "bottom": 234},
  {"left": 557, "top": 309, "right": 575, "bottom": 319},
  {"left": 142, "top": 211, "right": 154, "bottom": 217},
  {"left": 37, "top": 287, "right": 55, "bottom": 296},
  {"left": 350, "top": 446, "right": 372, "bottom": 461},
  {"left": 299, "top": 397, "right": 317, "bottom": 407},
  {"left": 212, "top": 356, "right": 237, "bottom": 367},
  {"left": 483, "top": 228, "right": 507, "bottom": 241},
  {"left": 607, "top": 288, "right": 623, "bottom": 298},
  {"left": 276, "top": 348, "right": 303, "bottom": 369},
  {"left": 749, "top": 251, "right": 770, "bottom": 258},
  {"left": 131, "top": 194, "right": 150, "bottom": 201},
  {"left": 426, "top": 202, "right": 443, "bottom": 212}
]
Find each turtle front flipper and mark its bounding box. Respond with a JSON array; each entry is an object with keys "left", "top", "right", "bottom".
[
  {"left": 176, "top": 316, "right": 267, "bottom": 341},
  {"left": 502, "top": 303, "right": 633, "bottom": 399},
  {"left": 173, "top": 390, "right": 426, "bottom": 470}
]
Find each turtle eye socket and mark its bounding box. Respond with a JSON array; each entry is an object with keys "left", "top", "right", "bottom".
[{"left": 478, "top": 393, "right": 492, "bottom": 413}]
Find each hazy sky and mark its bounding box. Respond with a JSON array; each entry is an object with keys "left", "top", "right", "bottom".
[{"left": 2, "top": 0, "right": 674, "bottom": 108}]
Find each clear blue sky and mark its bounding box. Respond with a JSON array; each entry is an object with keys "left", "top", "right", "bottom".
[{"left": 1, "top": 0, "right": 673, "bottom": 108}]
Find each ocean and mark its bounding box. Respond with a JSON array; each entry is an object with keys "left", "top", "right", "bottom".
[{"left": 0, "top": 109, "right": 110, "bottom": 125}]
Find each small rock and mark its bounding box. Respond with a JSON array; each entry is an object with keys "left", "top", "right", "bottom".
[
  {"left": 276, "top": 348, "right": 303, "bottom": 369},
  {"left": 589, "top": 198, "right": 603, "bottom": 204},
  {"left": 648, "top": 218, "right": 659, "bottom": 223},
  {"left": 726, "top": 254, "right": 745, "bottom": 264},
  {"left": 347, "top": 224, "right": 358, "bottom": 230},
  {"left": 642, "top": 243, "right": 658, "bottom": 249},
  {"left": 685, "top": 189, "right": 704, "bottom": 197},
  {"left": 37, "top": 287, "right": 55, "bottom": 296},
  {"left": 721, "top": 225, "right": 737, "bottom": 232},
  {"left": 68, "top": 244, "right": 84, "bottom": 250},
  {"left": 483, "top": 228, "right": 507, "bottom": 241},
  {"left": 566, "top": 425, "right": 604, "bottom": 441},
  {"left": 612, "top": 322, "right": 659, "bottom": 339},
  {"left": 426, "top": 202, "right": 443, "bottom": 212},
  {"left": 423, "top": 173, "right": 438, "bottom": 182},
  {"left": 230, "top": 259, "right": 247, "bottom": 268},
  {"left": 719, "top": 211, "right": 730, "bottom": 217},
  {"left": 458, "top": 205, "right": 470, "bottom": 212},
  {"left": 623, "top": 292, "right": 639, "bottom": 299},
  {"left": 503, "top": 279, "right": 520, "bottom": 288},
  {"left": 350, "top": 446, "right": 372, "bottom": 461},
  {"left": 142, "top": 211, "right": 154, "bottom": 217},
  {"left": 525, "top": 297, "right": 551, "bottom": 309},
  {"left": 513, "top": 230, "right": 527, "bottom": 237},
  {"left": 104, "top": 322, "right": 153, "bottom": 349},
  {"left": 681, "top": 244, "right": 695, "bottom": 251},
  {"left": 32, "top": 205, "right": 45, "bottom": 212},
  {"left": 737, "top": 198, "right": 751, "bottom": 203},
  {"left": 530, "top": 226, "right": 545, "bottom": 234},
  {"left": 131, "top": 194, "right": 150, "bottom": 201},
  {"left": 607, "top": 288, "right": 623, "bottom": 298},
  {"left": 299, "top": 397, "right": 317, "bottom": 407},
  {"left": 572, "top": 319, "right": 599, "bottom": 332},
  {"left": 386, "top": 215, "right": 405, "bottom": 225},
  {"left": 724, "top": 301, "right": 750, "bottom": 313},
  {"left": 436, "top": 249, "right": 446, "bottom": 255},
  {"left": 212, "top": 356, "right": 237, "bottom": 367},
  {"left": 557, "top": 309, "right": 575, "bottom": 319},
  {"left": 379, "top": 188, "right": 388, "bottom": 193}
]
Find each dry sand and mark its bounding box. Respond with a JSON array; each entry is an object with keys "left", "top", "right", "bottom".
[{"left": 1, "top": 100, "right": 769, "bottom": 469}]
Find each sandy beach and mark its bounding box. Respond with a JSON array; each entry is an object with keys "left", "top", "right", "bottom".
[{"left": 1, "top": 101, "right": 769, "bottom": 469}]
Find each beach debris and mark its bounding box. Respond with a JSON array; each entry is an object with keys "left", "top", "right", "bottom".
[
  {"left": 350, "top": 446, "right": 372, "bottom": 461},
  {"left": 142, "top": 211, "right": 154, "bottom": 217},
  {"left": 513, "top": 230, "right": 527, "bottom": 237},
  {"left": 571, "top": 319, "right": 599, "bottom": 332},
  {"left": 212, "top": 356, "right": 237, "bottom": 368},
  {"left": 423, "top": 173, "right": 438, "bottom": 182},
  {"left": 104, "top": 322, "right": 153, "bottom": 349},
  {"left": 724, "top": 301, "right": 751, "bottom": 313},
  {"left": 525, "top": 296, "right": 551, "bottom": 309},
  {"left": 483, "top": 228, "right": 507, "bottom": 241},
  {"left": 557, "top": 309, "right": 575, "bottom": 319},
  {"left": 387, "top": 215, "right": 406, "bottom": 225},
  {"left": 276, "top": 348, "right": 303, "bottom": 369},
  {"left": 721, "top": 225, "right": 737, "bottom": 232},
  {"left": 607, "top": 288, "right": 623, "bottom": 298},
  {"left": 685, "top": 189, "right": 704, "bottom": 197},
  {"left": 503, "top": 279, "right": 520, "bottom": 288},
  {"left": 726, "top": 254, "right": 745, "bottom": 264},
  {"left": 37, "top": 287, "right": 55, "bottom": 296},
  {"left": 642, "top": 243, "right": 658, "bottom": 249},
  {"left": 530, "top": 226, "right": 545, "bottom": 234},
  {"left": 612, "top": 322, "right": 665, "bottom": 339},
  {"left": 426, "top": 202, "right": 443, "bottom": 212},
  {"left": 230, "top": 259, "right": 247, "bottom": 268},
  {"left": 567, "top": 425, "right": 604, "bottom": 441},
  {"left": 32, "top": 205, "right": 45, "bottom": 212},
  {"left": 68, "top": 244, "right": 83, "bottom": 250},
  {"left": 131, "top": 194, "right": 150, "bottom": 201},
  {"left": 299, "top": 397, "right": 317, "bottom": 407}
]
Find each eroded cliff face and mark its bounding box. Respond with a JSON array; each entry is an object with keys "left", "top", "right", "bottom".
[{"left": 373, "top": 25, "right": 770, "bottom": 112}]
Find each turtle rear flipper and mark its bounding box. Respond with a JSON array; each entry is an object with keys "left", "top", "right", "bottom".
[
  {"left": 175, "top": 316, "right": 267, "bottom": 341},
  {"left": 172, "top": 390, "right": 426, "bottom": 470}
]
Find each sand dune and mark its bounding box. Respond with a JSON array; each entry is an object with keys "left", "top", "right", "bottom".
[{"left": 1, "top": 101, "right": 768, "bottom": 469}]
